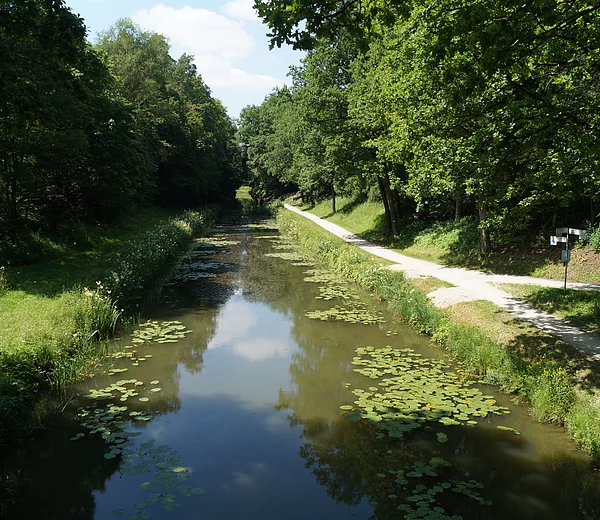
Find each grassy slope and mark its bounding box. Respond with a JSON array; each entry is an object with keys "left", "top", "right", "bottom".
[
  {"left": 279, "top": 209, "right": 600, "bottom": 460},
  {"left": 0, "top": 208, "right": 173, "bottom": 363},
  {"left": 300, "top": 197, "right": 600, "bottom": 283},
  {"left": 0, "top": 207, "right": 210, "bottom": 444}
]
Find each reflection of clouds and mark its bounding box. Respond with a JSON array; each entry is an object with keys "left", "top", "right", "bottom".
[
  {"left": 232, "top": 472, "right": 254, "bottom": 486},
  {"left": 233, "top": 339, "right": 289, "bottom": 362},
  {"left": 264, "top": 412, "right": 289, "bottom": 432},
  {"left": 208, "top": 296, "right": 291, "bottom": 362},
  {"left": 209, "top": 298, "right": 257, "bottom": 347},
  {"left": 231, "top": 463, "right": 269, "bottom": 488}
]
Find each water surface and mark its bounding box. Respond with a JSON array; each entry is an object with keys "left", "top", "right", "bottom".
[{"left": 2, "top": 219, "right": 599, "bottom": 520}]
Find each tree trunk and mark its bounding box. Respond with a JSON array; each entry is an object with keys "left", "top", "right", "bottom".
[
  {"left": 455, "top": 193, "right": 462, "bottom": 222},
  {"left": 378, "top": 177, "right": 392, "bottom": 234},
  {"left": 331, "top": 182, "right": 336, "bottom": 214},
  {"left": 381, "top": 170, "right": 400, "bottom": 236},
  {"left": 478, "top": 201, "right": 491, "bottom": 254},
  {"left": 8, "top": 156, "right": 18, "bottom": 245}
]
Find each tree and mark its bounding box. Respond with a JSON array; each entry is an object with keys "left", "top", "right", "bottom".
[
  {"left": 0, "top": 0, "right": 143, "bottom": 242},
  {"left": 97, "top": 20, "right": 242, "bottom": 207},
  {"left": 238, "top": 88, "right": 298, "bottom": 205}
]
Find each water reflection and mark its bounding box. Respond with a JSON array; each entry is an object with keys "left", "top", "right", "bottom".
[
  {"left": 207, "top": 291, "right": 295, "bottom": 362},
  {"left": 2, "top": 219, "right": 600, "bottom": 520}
]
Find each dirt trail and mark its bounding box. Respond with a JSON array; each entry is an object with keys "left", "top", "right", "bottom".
[{"left": 285, "top": 204, "right": 600, "bottom": 359}]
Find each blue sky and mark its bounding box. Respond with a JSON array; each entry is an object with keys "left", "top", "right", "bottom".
[{"left": 64, "top": 1, "right": 304, "bottom": 119}]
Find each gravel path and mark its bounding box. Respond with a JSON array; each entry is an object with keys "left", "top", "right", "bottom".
[{"left": 285, "top": 204, "right": 600, "bottom": 359}]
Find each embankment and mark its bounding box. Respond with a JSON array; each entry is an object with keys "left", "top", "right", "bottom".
[
  {"left": 278, "top": 209, "right": 600, "bottom": 461},
  {"left": 0, "top": 209, "right": 214, "bottom": 446}
]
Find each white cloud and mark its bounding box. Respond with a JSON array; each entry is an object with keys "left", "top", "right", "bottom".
[
  {"left": 133, "top": 3, "right": 253, "bottom": 61},
  {"left": 221, "top": 0, "right": 260, "bottom": 22},
  {"left": 132, "top": 4, "right": 282, "bottom": 97}
]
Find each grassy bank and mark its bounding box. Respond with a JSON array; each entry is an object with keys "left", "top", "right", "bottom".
[
  {"left": 278, "top": 209, "right": 600, "bottom": 461},
  {"left": 0, "top": 208, "right": 213, "bottom": 445},
  {"left": 298, "top": 197, "right": 600, "bottom": 283}
]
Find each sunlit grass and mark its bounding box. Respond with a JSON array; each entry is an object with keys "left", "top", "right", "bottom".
[
  {"left": 236, "top": 185, "right": 252, "bottom": 200},
  {"left": 302, "top": 196, "right": 600, "bottom": 283},
  {"left": 0, "top": 207, "right": 213, "bottom": 444}
]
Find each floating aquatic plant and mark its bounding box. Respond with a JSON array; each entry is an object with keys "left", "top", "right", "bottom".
[
  {"left": 340, "top": 346, "right": 509, "bottom": 440},
  {"left": 264, "top": 252, "right": 306, "bottom": 261},
  {"left": 306, "top": 305, "right": 385, "bottom": 325},
  {"left": 73, "top": 379, "right": 202, "bottom": 518},
  {"left": 131, "top": 321, "right": 192, "bottom": 345}
]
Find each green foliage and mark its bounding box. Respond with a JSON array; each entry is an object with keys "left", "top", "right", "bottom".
[
  {"left": 0, "top": 9, "right": 241, "bottom": 255},
  {"left": 110, "top": 210, "right": 213, "bottom": 306},
  {"left": 589, "top": 225, "right": 600, "bottom": 253},
  {"left": 254, "top": 1, "right": 600, "bottom": 252},
  {"left": 567, "top": 394, "right": 600, "bottom": 460},
  {"left": 527, "top": 366, "right": 575, "bottom": 423},
  {"left": 96, "top": 20, "right": 242, "bottom": 208},
  {"left": 0, "top": 208, "right": 213, "bottom": 445}
]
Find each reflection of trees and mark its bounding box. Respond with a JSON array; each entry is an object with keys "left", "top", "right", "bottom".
[
  {"left": 0, "top": 236, "right": 227, "bottom": 519},
  {"left": 280, "top": 330, "right": 600, "bottom": 520},
  {"left": 0, "top": 415, "right": 118, "bottom": 519}
]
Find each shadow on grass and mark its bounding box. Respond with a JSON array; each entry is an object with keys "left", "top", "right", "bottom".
[
  {"left": 326, "top": 200, "right": 561, "bottom": 277},
  {"left": 521, "top": 288, "right": 600, "bottom": 334},
  {"left": 498, "top": 306, "right": 600, "bottom": 392}
]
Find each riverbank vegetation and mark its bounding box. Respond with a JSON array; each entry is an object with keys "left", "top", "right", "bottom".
[
  {"left": 278, "top": 210, "right": 600, "bottom": 461},
  {"left": 0, "top": 208, "right": 213, "bottom": 445},
  {"left": 242, "top": 1, "right": 600, "bottom": 263},
  {"left": 1, "top": 1, "right": 240, "bottom": 446},
  {"left": 298, "top": 196, "right": 600, "bottom": 284}
]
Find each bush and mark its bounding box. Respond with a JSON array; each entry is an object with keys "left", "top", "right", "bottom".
[
  {"left": 110, "top": 209, "right": 213, "bottom": 307},
  {"left": 589, "top": 225, "right": 600, "bottom": 252}
]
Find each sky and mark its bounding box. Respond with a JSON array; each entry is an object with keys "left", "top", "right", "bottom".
[{"left": 64, "top": 0, "right": 304, "bottom": 119}]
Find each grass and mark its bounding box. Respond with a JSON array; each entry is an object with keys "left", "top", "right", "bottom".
[
  {"left": 409, "top": 276, "right": 455, "bottom": 294},
  {"left": 236, "top": 185, "right": 252, "bottom": 200},
  {"left": 499, "top": 284, "right": 600, "bottom": 334},
  {"left": 0, "top": 207, "right": 213, "bottom": 446},
  {"left": 298, "top": 196, "right": 600, "bottom": 283},
  {"left": 278, "top": 208, "right": 600, "bottom": 461}
]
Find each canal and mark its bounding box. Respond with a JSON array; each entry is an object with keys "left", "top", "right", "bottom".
[{"left": 1, "top": 217, "right": 599, "bottom": 520}]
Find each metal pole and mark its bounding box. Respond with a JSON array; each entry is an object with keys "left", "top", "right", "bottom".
[{"left": 563, "top": 234, "right": 569, "bottom": 294}]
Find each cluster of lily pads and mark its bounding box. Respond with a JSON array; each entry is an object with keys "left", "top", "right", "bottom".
[
  {"left": 171, "top": 259, "right": 235, "bottom": 282},
  {"left": 341, "top": 346, "right": 512, "bottom": 440},
  {"left": 131, "top": 321, "right": 192, "bottom": 345},
  {"left": 303, "top": 269, "right": 358, "bottom": 301},
  {"left": 265, "top": 251, "right": 307, "bottom": 262},
  {"left": 80, "top": 378, "right": 161, "bottom": 404},
  {"left": 164, "top": 236, "right": 241, "bottom": 284},
  {"left": 111, "top": 439, "right": 204, "bottom": 518},
  {"left": 306, "top": 304, "right": 386, "bottom": 325},
  {"left": 370, "top": 457, "right": 491, "bottom": 519},
  {"left": 69, "top": 318, "right": 204, "bottom": 518}
]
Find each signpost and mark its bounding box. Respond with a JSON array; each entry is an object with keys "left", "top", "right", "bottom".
[{"left": 549, "top": 228, "right": 586, "bottom": 293}]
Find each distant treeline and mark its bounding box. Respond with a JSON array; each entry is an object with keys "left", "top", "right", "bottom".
[
  {"left": 0, "top": 1, "right": 242, "bottom": 249},
  {"left": 241, "top": 1, "right": 600, "bottom": 252}
]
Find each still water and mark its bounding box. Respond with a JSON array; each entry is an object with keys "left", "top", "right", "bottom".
[{"left": 2, "top": 219, "right": 600, "bottom": 520}]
